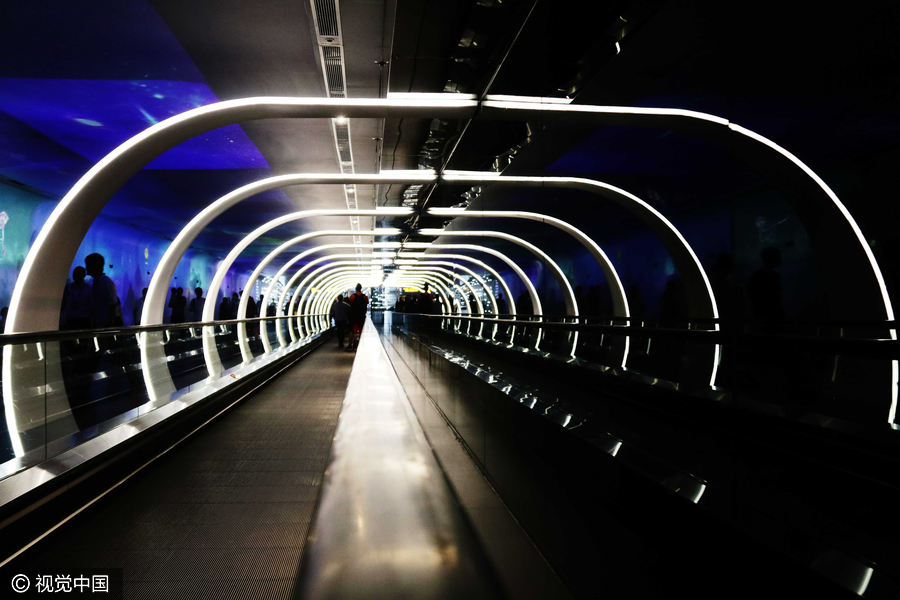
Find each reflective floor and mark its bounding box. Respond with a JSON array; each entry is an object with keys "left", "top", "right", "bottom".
[{"left": 296, "top": 322, "right": 503, "bottom": 599}]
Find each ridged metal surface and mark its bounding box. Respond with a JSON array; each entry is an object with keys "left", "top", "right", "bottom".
[
  {"left": 11, "top": 343, "right": 355, "bottom": 598},
  {"left": 322, "top": 46, "right": 345, "bottom": 97},
  {"left": 296, "top": 323, "right": 504, "bottom": 599},
  {"left": 313, "top": 0, "right": 340, "bottom": 37}
]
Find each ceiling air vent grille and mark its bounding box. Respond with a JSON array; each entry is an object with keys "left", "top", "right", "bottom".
[
  {"left": 334, "top": 122, "right": 353, "bottom": 163},
  {"left": 314, "top": 0, "right": 340, "bottom": 37},
  {"left": 310, "top": 0, "right": 359, "bottom": 240},
  {"left": 322, "top": 46, "right": 346, "bottom": 97}
]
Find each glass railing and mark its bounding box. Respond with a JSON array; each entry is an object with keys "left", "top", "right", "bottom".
[{"left": 0, "top": 314, "right": 329, "bottom": 482}]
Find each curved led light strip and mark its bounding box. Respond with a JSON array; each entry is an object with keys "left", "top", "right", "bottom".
[
  {"left": 259, "top": 243, "right": 379, "bottom": 353},
  {"left": 144, "top": 169, "right": 716, "bottom": 385},
  {"left": 210, "top": 212, "right": 589, "bottom": 341},
  {"left": 140, "top": 170, "right": 708, "bottom": 355},
  {"left": 388, "top": 272, "right": 474, "bottom": 333},
  {"left": 382, "top": 277, "right": 459, "bottom": 326},
  {"left": 283, "top": 262, "right": 383, "bottom": 341},
  {"left": 381, "top": 273, "right": 469, "bottom": 335},
  {"left": 218, "top": 260, "right": 376, "bottom": 373},
  {"left": 304, "top": 272, "right": 383, "bottom": 335},
  {"left": 6, "top": 94, "right": 893, "bottom": 457},
  {"left": 246, "top": 225, "right": 555, "bottom": 352},
  {"left": 291, "top": 259, "right": 385, "bottom": 338},
  {"left": 395, "top": 263, "right": 496, "bottom": 338},
  {"left": 381, "top": 276, "right": 457, "bottom": 319},
  {"left": 137, "top": 223, "right": 403, "bottom": 399},
  {"left": 267, "top": 234, "right": 400, "bottom": 348},
  {"left": 391, "top": 266, "right": 486, "bottom": 337},
  {"left": 293, "top": 266, "right": 381, "bottom": 339},
  {"left": 439, "top": 172, "right": 722, "bottom": 383},
  {"left": 397, "top": 251, "right": 520, "bottom": 343},
  {"left": 428, "top": 208, "right": 627, "bottom": 319},
  {"left": 417, "top": 228, "right": 585, "bottom": 358},
  {"left": 397, "top": 252, "right": 517, "bottom": 340},
  {"left": 287, "top": 263, "right": 381, "bottom": 341},
  {"left": 299, "top": 272, "right": 380, "bottom": 339},
  {"left": 235, "top": 251, "right": 382, "bottom": 362},
  {"left": 309, "top": 271, "right": 385, "bottom": 332}
]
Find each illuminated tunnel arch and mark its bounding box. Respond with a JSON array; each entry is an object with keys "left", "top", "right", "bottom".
[
  {"left": 388, "top": 266, "right": 486, "bottom": 336},
  {"left": 121, "top": 169, "right": 722, "bottom": 390},
  {"left": 286, "top": 263, "right": 382, "bottom": 342},
  {"left": 280, "top": 259, "right": 384, "bottom": 344},
  {"left": 135, "top": 171, "right": 697, "bottom": 326},
  {"left": 400, "top": 251, "right": 520, "bottom": 343},
  {"left": 201, "top": 211, "right": 601, "bottom": 344},
  {"left": 309, "top": 263, "right": 493, "bottom": 334},
  {"left": 307, "top": 263, "right": 493, "bottom": 335},
  {"left": 141, "top": 228, "right": 402, "bottom": 401},
  {"left": 223, "top": 220, "right": 573, "bottom": 362},
  {"left": 5, "top": 95, "right": 896, "bottom": 457},
  {"left": 235, "top": 251, "right": 378, "bottom": 361},
  {"left": 272, "top": 243, "right": 524, "bottom": 348},
  {"left": 260, "top": 242, "right": 404, "bottom": 352},
  {"left": 13, "top": 96, "right": 889, "bottom": 337},
  {"left": 397, "top": 252, "right": 518, "bottom": 325},
  {"left": 296, "top": 266, "right": 460, "bottom": 334},
  {"left": 416, "top": 228, "right": 588, "bottom": 359},
  {"left": 305, "top": 272, "right": 386, "bottom": 335},
  {"left": 380, "top": 276, "right": 457, "bottom": 318},
  {"left": 394, "top": 263, "right": 497, "bottom": 339},
  {"left": 297, "top": 264, "right": 386, "bottom": 336}
]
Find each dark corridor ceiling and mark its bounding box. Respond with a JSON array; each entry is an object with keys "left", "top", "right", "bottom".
[{"left": 0, "top": 0, "right": 898, "bottom": 272}]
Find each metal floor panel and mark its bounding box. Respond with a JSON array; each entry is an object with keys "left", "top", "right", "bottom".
[{"left": 8, "top": 341, "right": 355, "bottom": 598}]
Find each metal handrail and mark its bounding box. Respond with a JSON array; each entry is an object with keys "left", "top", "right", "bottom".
[
  {"left": 381, "top": 309, "right": 899, "bottom": 329},
  {"left": 0, "top": 314, "right": 330, "bottom": 345},
  {"left": 396, "top": 313, "right": 900, "bottom": 358}
]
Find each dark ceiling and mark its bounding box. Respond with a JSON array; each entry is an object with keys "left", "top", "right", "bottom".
[{"left": 0, "top": 0, "right": 898, "bottom": 277}]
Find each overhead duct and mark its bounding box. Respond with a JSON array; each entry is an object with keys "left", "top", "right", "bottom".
[{"left": 310, "top": 0, "right": 361, "bottom": 245}]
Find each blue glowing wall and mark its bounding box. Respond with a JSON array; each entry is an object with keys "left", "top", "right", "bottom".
[
  {"left": 0, "top": 178, "right": 268, "bottom": 327},
  {"left": 0, "top": 79, "right": 268, "bottom": 170}
]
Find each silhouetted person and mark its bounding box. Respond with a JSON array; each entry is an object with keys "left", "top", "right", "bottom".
[
  {"left": 516, "top": 291, "right": 533, "bottom": 317},
  {"left": 659, "top": 278, "right": 687, "bottom": 327},
  {"left": 246, "top": 293, "right": 258, "bottom": 337},
  {"left": 347, "top": 284, "right": 368, "bottom": 350},
  {"left": 709, "top": 253, "right": 741, "bottom": 325},
  {"left": 574, "top": 285, "right": 585, "bottom": 315},
  {"left": 62, "top": 266, "right": 92, "bottom": 330},
  {"left": 330, "top": 294, "right": 351, "bottom": 347},
  {"left": 189, "top": 287, "right": 205, "bottom": 322},
  {"left": 169, "top": 287, "right": 186, "bottom": 324},
  {"left": 133, "top": 287, "right": 148, "bottom": 325},
  {"left": 495, "top": 292, "right": 508, "bottom": 316},
  {"left": 747, "top": 247, "right": 785, "bottom": 321},
  {"left": 0, "top": 307, "right": 7, "bottom": 333},
  {"left": 219, "top": 296, "right": 231, "bottom": 320},
  {"left": 85, "top": 253, "right": 119, "bottom": 328}
]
